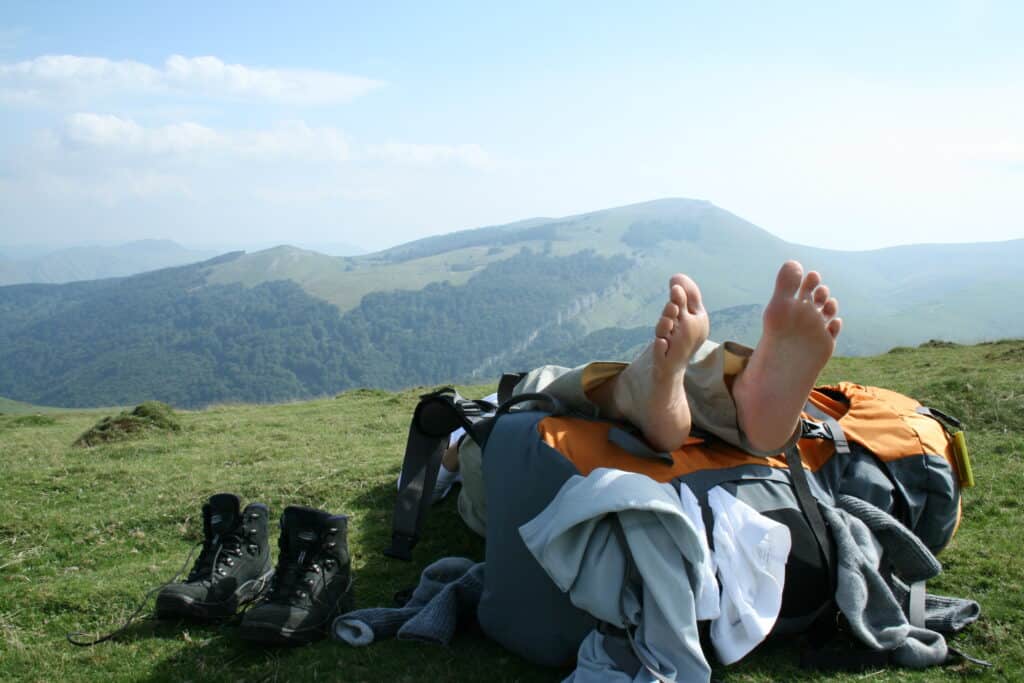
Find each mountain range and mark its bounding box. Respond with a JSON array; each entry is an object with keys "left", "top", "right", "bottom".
[
  {"left": 1, "top": 198, "right": 1021, "bottom": 408},
  {"left": 0, "top": 239, "right": 219, "bottom": 285}
]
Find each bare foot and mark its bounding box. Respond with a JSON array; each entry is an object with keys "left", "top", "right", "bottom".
[
  {"left": 732, "top": 261, "right": 842, "bottom": 453},
  {"left": 599, "top": 274, "right": 710, "bottom": 451}
]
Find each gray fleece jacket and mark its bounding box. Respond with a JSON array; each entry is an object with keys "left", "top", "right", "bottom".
[{"left": 824, "top": 494, "right": 980, "bottom": 668}]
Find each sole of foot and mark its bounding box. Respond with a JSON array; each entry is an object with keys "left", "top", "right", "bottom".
[
  {"left": 611, "top": 273, "right": 710, "bottom": 452},
  {"left": 732, "top": 260, "right": 841, "bottom": 453}
]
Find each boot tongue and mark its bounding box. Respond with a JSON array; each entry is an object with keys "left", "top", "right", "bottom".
[
  {"left": 282, "top": 505, "right": 330, "bottom": 552},
  {"left": 207, "top": 493, "right": 241, "bottom": 535}
]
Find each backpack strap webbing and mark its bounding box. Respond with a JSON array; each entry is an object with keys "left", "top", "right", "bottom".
[
  {"left": 385, "top": 387, "right": 495, "bottom": 561},
  {"left": 794, "top": 409, "right": 849, "bottom": 600},
  {"left": 498, "top": 372, "right": 527, "bottom": 405},
  {"left": 802, "top": 404, "right": 851, "bottom": 455},
  {"left": 784, "top": 441, "right": 837, "bottom": 598},
  {"left": 784, "top": 439, "right": 842, "bottom": 658}
]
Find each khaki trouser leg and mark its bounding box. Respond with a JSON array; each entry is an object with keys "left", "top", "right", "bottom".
[{"left": 456, "top": 339, "right": 799, "bottom": 535}]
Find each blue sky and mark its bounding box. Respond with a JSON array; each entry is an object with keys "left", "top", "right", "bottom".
[{"left": 1, "top": 1, "right": 1021, "bottom": 252}]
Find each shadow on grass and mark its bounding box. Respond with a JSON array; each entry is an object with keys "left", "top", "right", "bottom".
[
  {"left": 142, "top": 629, "right": 326, "bottom": 683},
  {"left": 341, "top": 476, "right": 486, "bottom": 610},
  {"left": 69, "top": 615, "right": 213, "bottom": 646},
  {"left": 348, "top": 476, "right": 485, "bottom": 555}
]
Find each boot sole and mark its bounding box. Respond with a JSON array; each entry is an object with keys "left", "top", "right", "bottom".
[
  {"left": 238, "top": 586, "right": 355, "bottom": 646},
  {"left": 156, "top": 569, "right": 274, "bottom": 621}
]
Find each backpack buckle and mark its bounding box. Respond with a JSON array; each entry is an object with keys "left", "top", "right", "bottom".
[
  {"left": 455, "top": 399, "right": 484, "bottom": 418},
  {"left": 801, "top": 418, "right": 851, "bottom": 456},
  {"left": 801, "top": 419, "right": 833, "bottom": 440}
]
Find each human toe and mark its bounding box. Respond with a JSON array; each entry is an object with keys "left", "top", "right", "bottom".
[
  {"left": 827, "top": 317, "right": 842, "bottom": 338},
  {"left": 655, "top": 314, "right": 675, "bottom": 339},
  {"left": 822, "top": 298, "right": 839, "bottom": 320},
  {"left": 813, "top": 285, "right": 830, "bottom": 308},
  {"left": 774, "top": 261, "right": 804, "bottom": 298},
  {"left": 798, "top": 271, "right": 822, "bottom": 301}
]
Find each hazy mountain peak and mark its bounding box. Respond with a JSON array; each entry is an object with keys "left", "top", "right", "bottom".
[{"left": 0, "top": 239, "right": 220, "bottom": 285}]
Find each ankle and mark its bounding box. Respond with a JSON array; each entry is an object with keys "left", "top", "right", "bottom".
[{"left": 588, "top": 375, "right": 626, "bottom": 421}]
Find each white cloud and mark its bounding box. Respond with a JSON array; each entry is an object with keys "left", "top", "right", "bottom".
[
  {"left": 0, "top": 54, "right": 384, "bottom": 105},
  {"left": 237, "top": 120, "right": 350, "bottom": 162},
  {"left": 367, "top": 142, "right": 493, "bottom": 169},
  {"left": 161, "top": 55, "right": 381, "bottom": 105},
  {"left": 55, "top": 115, "right": 489, "bottom": 170},
  {"left": 58, "top": 114, "right": 350, "bottom": 163},
  {"left": 63, "top": 113, "right": 220, "bottom": 154},
  {"left": 2, "top": 113, "right": 493, "bottom": 216}
]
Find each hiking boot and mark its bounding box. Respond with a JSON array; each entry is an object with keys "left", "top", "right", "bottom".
[
  {"left": 156, "top": 493, "right": 274, "bottom": 621},
  {"left": 239, "top": 505, "right": 354, "bottom": 645}
]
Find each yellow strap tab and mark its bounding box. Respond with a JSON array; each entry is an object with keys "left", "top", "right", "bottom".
[{"left": 953, "top": 431, "right": 975, "bottom": 488}]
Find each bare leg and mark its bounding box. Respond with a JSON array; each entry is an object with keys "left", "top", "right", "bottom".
[
  {"left": 397, "top": 441, "right": 462, "bottom": 503},
  {"left": 590, "top": 274, "right": 710, "bottom": 451},
  {"left": 732, "top": 260, "right": 842, "bottom": 453},
  {"left": 441, "top": 442, "right": 460, "bottom": 471}
]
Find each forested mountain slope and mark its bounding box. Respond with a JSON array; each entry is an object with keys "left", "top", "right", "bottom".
[
  {"left": 1, "top": 198, "right": 1021, "bottom": 408},
  {"left": 0, "top": 249, "right": 630, "bottom": 407}
]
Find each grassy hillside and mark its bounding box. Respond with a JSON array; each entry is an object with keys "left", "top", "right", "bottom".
[
  {"left": 201, "top": 199, "right": 1024, "bottom": 356},
  {"left": 1, "top": 340, "right": 1020, "bottom": 682},
  {"left": 205, "top": 198, "right": 790, "bottom": 319}
]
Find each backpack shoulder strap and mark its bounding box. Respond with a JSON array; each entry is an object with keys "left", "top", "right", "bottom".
[
  {"left": 786, "top": 438, "right": 837, "bottom": 595},
  {"left": 498, "top": 372, "right": 527, "bottom": 405},
  {"left": 384, "top": 387, "right": 495, "bottom": 561}
]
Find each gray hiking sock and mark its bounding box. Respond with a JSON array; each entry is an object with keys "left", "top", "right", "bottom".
[
  {"left": 890, "top": 576, "right": 981, "bottom": 633},
  {"left": 333, "top": 557, "right": 483, "bottom": 647},
  {"left": 333, "top": 607, "right": 421, "bottom": 644},
  {"left": 397, "top": 561, "right": 484, "bottom": 644},
  {"left": 891, "top": 626, "right": 949, "bottom": 669}
]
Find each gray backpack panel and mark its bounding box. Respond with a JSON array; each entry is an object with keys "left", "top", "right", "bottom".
[
  {"left": 879, "top": 453, "right": 960, "bottom": 552},
  {"left": 814, "top": 441, "right": 960, "bottom": 553},
  {"left": 477, "top": 410, "right": 597, "bottom": 666}
]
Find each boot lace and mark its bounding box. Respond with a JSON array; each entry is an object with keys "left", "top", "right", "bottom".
[
  {"left": 268, "top": 536, "right": 327, "bottom": 605},
  {"left": 67, "top": 541, "right": 202, "bottom": 647},
  {"left": 187, "top": 531, "right": 245, "bottom": 583}
]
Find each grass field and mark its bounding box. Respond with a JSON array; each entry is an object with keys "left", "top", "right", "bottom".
[{"left": 1, "top": 340, "right": 1021, "bottom": 682}]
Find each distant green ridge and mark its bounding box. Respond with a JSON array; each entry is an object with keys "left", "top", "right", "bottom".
[
  {"left": 3, "top": 198, "right": 1023, "bottom": 409},
  {"left": 0, "top": 396, "right": 67, "bottom": 415}
]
